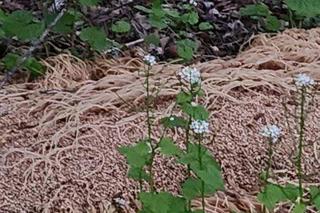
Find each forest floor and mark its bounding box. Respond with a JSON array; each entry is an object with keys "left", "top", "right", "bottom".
[{"left": 0, "top": 28, "right": 320, "bottom": 212}]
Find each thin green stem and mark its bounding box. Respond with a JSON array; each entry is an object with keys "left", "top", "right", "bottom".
[
  {"left": 185, "top": 116, "right": 192, "bottom": 210},
  {"left": 185, "top": 116, "right": 192, "bottom": 155},
  {"left": 198, "top": 135, "right": 205, "bottom": 213},
  {"left": 146, "top": 67, "right": 152, "bottom": 142},
  {"left": 265, "top": 138, "right": 273, "bottom": 183},
  {"left": 185, "top": 83, "right": 195, "bottom": 211},
  {"left": 145, "top": 66, "right": 155, "bottom": 192},
  {"left": 262, "top": 138, "right": 273, "bottom": 213},
  {"left": 297, "top": 87, "right": 306, "bottom": 198},
  {"left": 139, "top": 171, "right": 143, "bottom": 192}
]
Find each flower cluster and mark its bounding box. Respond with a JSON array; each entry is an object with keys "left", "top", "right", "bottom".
[
  {"left": 295, "top": 73, "right": 314, "bottom": 87},
  {"left": 261, "top": 124, "right": 281, "bottom": 143},
  {"left": 143, "top": 54, "right": 156, "bottom": 66},
  {"left": 190, "top": 120, "right": 209, "bottom": 134},
  {"left": 179, "top": 66, "right": 201, "bottom": 84}
]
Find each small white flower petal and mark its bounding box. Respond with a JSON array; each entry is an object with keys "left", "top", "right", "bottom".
[
  {"left": 261, "top": 124, "right": 281, "bottom": 143},
  {"left": 143, "top": 54, "right": 156, "bottom": 66},
  {"left": 295, "top": 73, "right": 314, "bottom": 87},
  {"left": 190, "top": 120, "right": 209, "bottom": 134},
  {"left": 179, "top": 66, "right": 201, "bottom": 84}
]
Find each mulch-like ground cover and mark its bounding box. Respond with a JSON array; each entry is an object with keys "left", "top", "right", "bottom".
[{"left": 0, "top": 28, "right": 320, "bottom": 212}]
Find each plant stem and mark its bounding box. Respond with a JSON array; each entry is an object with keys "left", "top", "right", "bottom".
[
  {"left": 145, "top": 66, "right": 155, "bottom": 192},
  {"left": 139, "top": 171, "right": 143, "bottom": 192},
  {"left": 265, "top": 138, "right": 273, "bottom": 183},
  {"left": 198, "top": 135, "right": 205, "bottom": 213},
  {"left": 297, "top": 87, "right": 306, "bottom": 198},
  {"left": 185, "top": 84, "right": 195, "bottom": 211},
  {"left": 262, "top": 137, "right": 273, "bottom": 213},
  {"left": 185, "top": 115, "right": 192, "bottom": 210}
]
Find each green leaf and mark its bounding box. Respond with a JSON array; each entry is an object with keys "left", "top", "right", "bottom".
[
  {"left": 128, "top": 167, "right": 150, "bottom": 181},
  {"left": 152, "top": 1, "right": 165, "bottom": 17},
  {"left": 199, "top": 22, "right": 214, "bottom": 31},
  {"left": 192, "top": 164, "right": 224, "bottom": 192},
  {"left": 240, "top": 3, "right": 270, "bottom": 17},
  {"left": 144, "top": 34, "right": 160, "bottom": 46},
  {"left": 176, "top": 39, "right": 197, "bottom": 61},
  {"left": 139, "top": 192, "right": 187, "bottom": 213},
  {"left": 134, "top": 5, "right": 152, "bottom": 13},
  {"left": 1, "top": 53, "right": 44, "bottom": 76},
  {"left": 258, "top": 184, "right": 288, "bottom": 210},
  {"left": 292, "top": 203, "right": 306, "bottom": 213},
  {"left": 195, "top": 88, "right": 204, "bottom": 97},
  {"left": 179, "top": 143, "right": 223, "bottom": 191},
  {"left": 160, "top": 116, "right": 188, "bottom": 129},
  {"left": 158, "top": 137, "right": 183, "bottom": 157},
  {"left": 0, "top": 9, "right": 6, "bottom": 22},
  {"left": 6, "top": 10, "right": 33, "bottom": 24},
  {"left": 79, "top": 0, "right": 101, "bottom": 6},
  {"left": 49, "top": 11, "right": 77, "bottom": 34},
  {"left": 112, "top": 20, "right": 131, "bottom": 33},
  {"left": 0, "top": 29, "right": 5, "bottom": 39},
  {"left": 2, "top": 10, "right": 44, "bottom": 41},
  {"left": 2, "top": 53, "right": 20, "bottom": 70},
  {"left": 23, "top": 57, "right": 44, "bottom": 77},
  {"left": 80, "top": 27, "right": 110, "bottom": 51},
  {"left": 118, "top": 140, "right": 152, "bottom": 169},
  {"left": 264, "top": 15, "right": 281, "bottom": 32},
  {"left": 182, "top": 4, "right": 193, "bottom": 10},
  {"left": 164, "top": 9, "right": 180, "bottom": 18},
  {"left": 176, "top": 91, "right": 192, "bottom": 105},
  {"left": 149, "top": 14, "right": 168, "bottom": 29},
  {"left": 181, "top": 103, "right": 209, "bottom": 120},
  {"left": 20, "top": 23, "right": 44, "bottom": 40},
  {"left": 179, "top": 143, "right": 220, "bottom": 170},
  {"left": 285, "top": 0, "right": 320, "bottom": 17},
  {"left": 281, "top": 184, "right": 300, "bottom": 202},
  {"left": 181, "top": 11, "right": 199, "bottom": 25},
  {"left": 310, "top": 186, "right": 320, "bottom": 210},
  {"left": 182, "top": 177, "right": 219, "bottom": 200}
]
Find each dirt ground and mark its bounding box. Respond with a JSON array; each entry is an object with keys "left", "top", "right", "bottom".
[{"left": 1, "top": 28, "right": 320, "bottom": 212}]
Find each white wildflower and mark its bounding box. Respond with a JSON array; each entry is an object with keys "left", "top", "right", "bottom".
[
  {"left": 179, "top": 66, "right": 201, "bottom": 84},
  {"left": 295, "top": 73, "right": 314, "bottom": 87},
  {"left": 191, "top": 102, "right": 198, "bottom": 106},
  {"left": 169, "top": 117, "right": 175, "bottom": 121},
  {"left": 190, "top": 120, "right": 209, "bottom": 134},
  {"left": 261, "top": 124, "right": 281, "bottom": 143},
  {"left": 143, "top": 54, "right": 156, "bottom": 66}
]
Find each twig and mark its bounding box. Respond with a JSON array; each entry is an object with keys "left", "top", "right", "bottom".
[
  {"left": 0, "top": 9, "right": 66, "bottom": 88},
  {"left": 125, "top": 38, "right": 144, "bottom": 48}
]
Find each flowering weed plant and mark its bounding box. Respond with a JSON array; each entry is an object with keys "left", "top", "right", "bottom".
[
  {"left": 119, "top": 60, "right": 224, "bottom": 213},
  {"left": 258, "top": 74, "right": 320, "bottom": 213}
]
